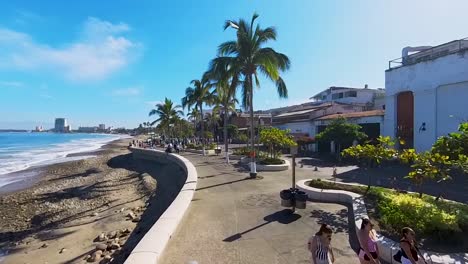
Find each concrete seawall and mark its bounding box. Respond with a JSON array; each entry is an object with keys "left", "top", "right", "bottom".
[{"left": 124, "top": 148, "right": 198, "bottom": 264}]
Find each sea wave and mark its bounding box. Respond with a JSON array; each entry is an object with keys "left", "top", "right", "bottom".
[{"left": 0, "top": 134, "right": 127, "bottom": 188}]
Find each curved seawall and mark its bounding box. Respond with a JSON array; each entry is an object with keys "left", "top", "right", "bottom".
[{"left": 124, "top": 148, "right": 197, "bottom": 264}]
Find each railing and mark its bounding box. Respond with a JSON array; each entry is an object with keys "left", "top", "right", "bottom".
[{"left": 388, "top": 37, "right": 468, "bottom": 70}]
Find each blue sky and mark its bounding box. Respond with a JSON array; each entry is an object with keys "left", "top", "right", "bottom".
[{"left": 1, "top": 0, "right": 467, "bottom": 129}]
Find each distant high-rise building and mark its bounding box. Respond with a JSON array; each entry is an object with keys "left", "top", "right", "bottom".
[
  {"left": 54, "top": 118, "right": 69, "bottom": 133},
  {"left": 98, "top": 124, "right": 105, "bottom": 130}
]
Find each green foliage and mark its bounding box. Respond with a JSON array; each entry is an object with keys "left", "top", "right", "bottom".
[
  {"left": 204, "top": 131, "right": 214, "bottom": 139},
  {"left": 307, "top": 180, "right": 468, "bottom": 243},
  {"left": 207, "top": 143, "right": 217, "bottom": 150},
  {"left": 342, "top": 136, "right": 397, "bottom": 164},
  {"left": 227, "top": 124, "right": 239, "bottom": 139},
  {"left": 431, "top": 122, "right": 468, "bottom": 173},
  {"left": 235, "top": 133, "right": 249, "bottom": 143},
  {"left": 259, "top": 127, "right": 297, "bottom": 159},
  {"left": 233, "top": 146, "right": 250, "bottom": 156},
  {"left": 316, "top": 117, "right": 367, "bottom": 153},
  {"left": 369, "top": 188, "right": 467, "bottom": 242},
  {"left": 342, "top": 136, "right": 397, "bottom": 187}
]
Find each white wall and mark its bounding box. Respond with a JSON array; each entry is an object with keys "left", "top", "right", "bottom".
[
  {"left": 384, "top": 51, "right": 468, "bottom": 151},
  {"left": 275, "top": 121, "right": 315, "bottom": 136}
]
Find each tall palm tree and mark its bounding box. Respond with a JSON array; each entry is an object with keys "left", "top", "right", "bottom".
[
  {"left": 206, "top": 56, "right": 241, "bottom": 163},
  {"left": 182, "top": 76, "right": 213, "bottom": 155},
  {"left": 220, "top": 13, "right": 290, "bottom": 177},
  {"left": 149, "top": 97, "right": 183, "bottom": 137}
]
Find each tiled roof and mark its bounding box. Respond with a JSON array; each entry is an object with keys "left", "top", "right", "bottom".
[{"left": 317, "top": 110, "right": 385, "bottom": 120}]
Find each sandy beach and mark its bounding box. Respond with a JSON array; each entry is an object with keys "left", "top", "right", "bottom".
[{"left": 0, "top": 138, "right": 159, "bottom": 264}]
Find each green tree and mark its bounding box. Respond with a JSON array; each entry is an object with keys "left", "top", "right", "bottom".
[
  {"left": 182, "top": 76, "right": 214, "bottom": 155},
  {"left": 220, "top": 13, "right": 290, "bottom": 177},
  {"left": 400, "top": 149, "right": 452, "bottom": 198},
  {"left": 316, "top": 117, "right": 367, "bottom": 157},
  {"left": 226, "top": 124, "right": 239, "bottom": 139},
  {"left": 149, "top": 98, "right": 183, "bottom": 137},
  {"left": 431, "top": 122, "right": 468, "bottom": 173},
  {"left": 342, "top": 136, "right": 397, "bottom": 189},
  {"left": 259, "top": 127, "right": 297, "bottom": 159}
]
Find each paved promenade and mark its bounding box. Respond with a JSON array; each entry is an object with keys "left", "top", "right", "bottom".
[{"left": 159, "top": 153, "right": 360, "bottom": 264}]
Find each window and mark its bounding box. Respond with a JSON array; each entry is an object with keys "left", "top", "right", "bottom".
[
  {"left": 331, "top": 92, "right": 344, "bottom": 99},
  {"left": 345, "top": 91, "right": 357, "bottom": 97}
]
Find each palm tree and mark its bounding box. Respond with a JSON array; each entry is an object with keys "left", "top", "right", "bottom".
[
  {"left": 187, "top": 108, "right": 200, "bottom": 136},
  {"left": 149, "top": 97, "right": 184, "bottom": 137},
  {"left": 220, "top": 13, "right": 290, "bottom": 177},
  {"left": 182, "top": 76, "right": 214, "bottom": 155},
  {"left": 206, "top": 56, "right": 241, "bottom": 163}
]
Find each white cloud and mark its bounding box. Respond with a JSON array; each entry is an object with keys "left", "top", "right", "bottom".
[
  {"left": 0, "top": 17, "right": 140, "bottom": 81},
  {"left": 113, "top": 87, "right": 141, "bottom": 96},
  {"left": 0, "top": 81, "right": 24, "bottom": 88}
]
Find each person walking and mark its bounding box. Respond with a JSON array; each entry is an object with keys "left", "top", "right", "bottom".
[
  {"left": 358, "top": 218, "right": 380, "bottom": 264},
  {"left": 399, "top": 227, "right": 426, "bottom": 264},
  {"left": 308, "top": 224, "right": 335, "bottom": 264}
]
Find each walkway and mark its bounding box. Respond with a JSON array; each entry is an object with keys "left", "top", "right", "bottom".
[{"left": 159, "top": 153, "right": 360, "bottom": 264}]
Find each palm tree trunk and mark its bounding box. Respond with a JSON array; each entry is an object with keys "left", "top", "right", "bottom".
[
  {"left": 200, "top": 105, "right": 205, "bottom": 156},
  {"left": 224, "top": 105, "right": 229, "bottom": 163},
  {"left": 249, "top": 75, "right": 257, "bottom": 177}
]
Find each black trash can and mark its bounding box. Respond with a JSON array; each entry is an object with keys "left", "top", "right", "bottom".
[
  {"left": 294, "top": 191, "right": 307, "bottom": 209},
  {"left": 280, "top": 189, "right": 293, "bottom": 207}
]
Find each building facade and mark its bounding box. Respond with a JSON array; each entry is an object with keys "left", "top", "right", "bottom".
[
  {"left": 384, "top": 38, "right": 468, "bottom": 151},
  {"left": 310, "top": 85, "right": 385, "bottom": 109}
]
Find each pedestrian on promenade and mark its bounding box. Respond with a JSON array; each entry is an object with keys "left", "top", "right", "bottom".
[
  {"left": 308, "top": 224, "right": 335, "bottom": 264},
  {"left": 397, "top": 227, "right": 426, "bottom": 264},
  {"left": 358, "top": 218, "right": 380, "bottom": 264}
]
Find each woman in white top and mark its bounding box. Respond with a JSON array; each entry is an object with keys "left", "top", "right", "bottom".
[{"left": 308, "top": 224, "right": 335, "bottom": 264}]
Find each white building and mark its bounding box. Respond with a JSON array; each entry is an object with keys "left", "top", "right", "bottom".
[
  {"left": 384, "top": 37, "right": 468, "bottom": 151},
  {"left": 273, "top": 102, "right": 364, "bottom": 138},
  {"left": 310, "top": 85, "right": 385, "bottom": 109}
]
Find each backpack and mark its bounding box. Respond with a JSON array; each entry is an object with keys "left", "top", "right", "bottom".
[{"left": 393, "top": 250, "right": 402, "bottom": 263}]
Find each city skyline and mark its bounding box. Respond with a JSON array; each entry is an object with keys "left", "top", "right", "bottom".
[{"left": 1, "top": 0, "right": 468, "bottom": 129}]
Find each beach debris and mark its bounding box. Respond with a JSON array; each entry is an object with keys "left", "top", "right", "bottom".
[
  {"left": 84, "top": 254, "right": 92, "bottom": 261},
  {"left": 132, "top": 216, "right": 141, "bottom": 223},
  {"left": 122, "top": 228, "right": 132, "bottom": 235},
  {"left": 92, "top": 212, "right": 99, "bottom": 217},
  {"left": 59, "top": 247, "right": 67, "bottom": 254},
  {"left": 96, "top": 244, "right": 107, "bottom": 251},
  {"left": 120, "top": 208, "right": 126, "bottom": 213},
  {"left": 40, "top": 243, "right": 48, "bottom": 248}
]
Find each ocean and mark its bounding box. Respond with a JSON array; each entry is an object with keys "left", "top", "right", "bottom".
[{"left": 0, "top": 132, "right": 125, "bottom": 188}]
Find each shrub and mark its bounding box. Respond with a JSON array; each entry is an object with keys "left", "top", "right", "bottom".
[
  {"left": 368, "top": 188, "right": 467, "bottom": 242},
  {"left": 233, "top": 146, "right": 250, "bottom": 156},
  {"left": 207, "top": 143, "right": 217, "bottom": 150}
]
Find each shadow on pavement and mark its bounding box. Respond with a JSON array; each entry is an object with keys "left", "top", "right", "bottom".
[{"left": 223, "top": 209, "right": 302, "bottom": 242}]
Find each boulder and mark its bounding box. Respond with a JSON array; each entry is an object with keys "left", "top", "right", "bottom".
[
  {"left": 107, "top": 231, "right": 117, "bottom": 239},
  {"left": 126, "top": 212, "right": 136, "bottom": 220},
  {"left": 59, "top": 248, "right": 67, "bottom": 254},
  {"left": 40, "top": 243, "right": 48, "bottom": 248},
  {"left": 90, "top": 250, "right": 103, "bottom": 262},
  {"left": 96, "top": 233, "right": 107, "bottom": 242},
  {"left": 96, "top": 244, "right": 107, "bottom": 251},
  {"left": 131, "top": 216, "right": 141, "bottom": 223},
  {"left": 110, "top": 242, "right": 120, "bottom": 250}
]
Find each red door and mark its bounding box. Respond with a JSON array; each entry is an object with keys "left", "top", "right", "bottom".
[{"left": 396, "top": 91, "right": 414, "bottom": 149}]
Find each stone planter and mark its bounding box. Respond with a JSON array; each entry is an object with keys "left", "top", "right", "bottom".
[{"left": 248, "top": 159, "right": 290, "bottom": 171}]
